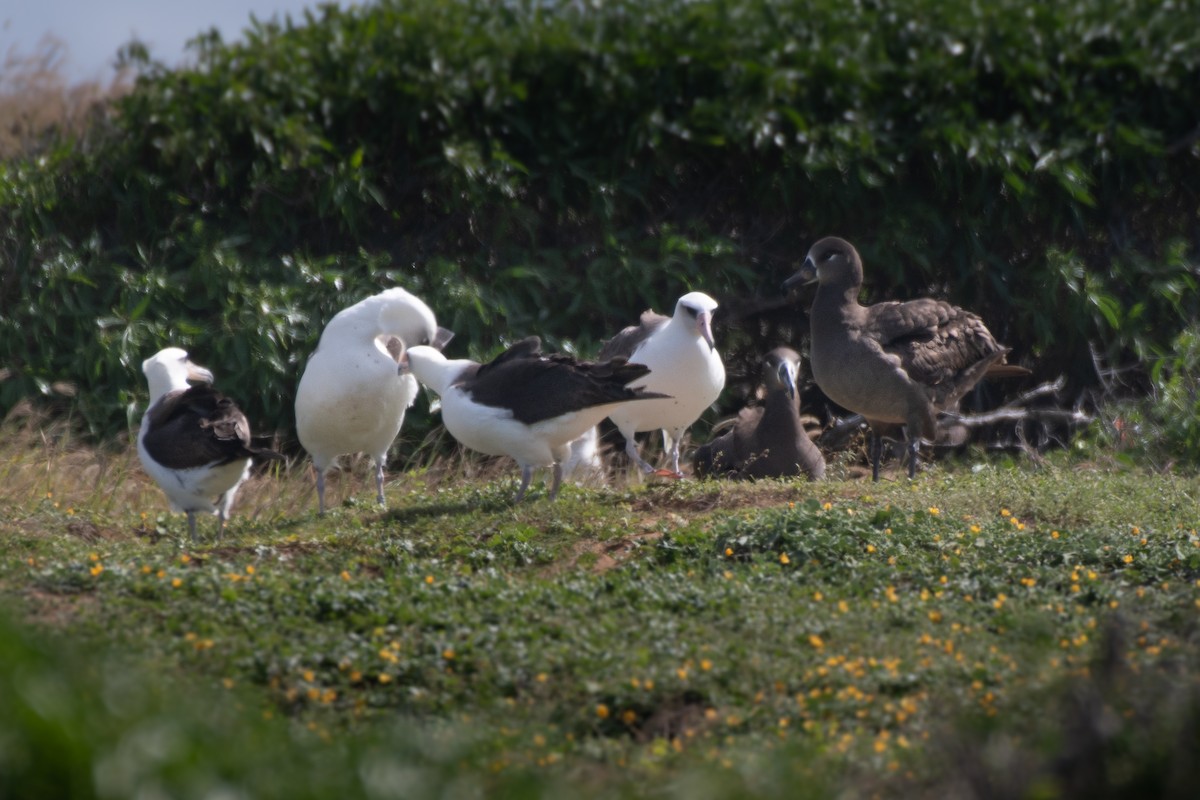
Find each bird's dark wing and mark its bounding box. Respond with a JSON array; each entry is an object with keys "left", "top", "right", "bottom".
[
  {"left": 143, "top": 387, "right": 281, "bottom": 468},
  {"left": 598, "top": 311, "right": 669, "bottom": 360},
  {"left": 465, "top": 352, "right": 666, "bottom": 425},
  {"left": 866, "top": 299, "right": 1007, "bottom": 387}
]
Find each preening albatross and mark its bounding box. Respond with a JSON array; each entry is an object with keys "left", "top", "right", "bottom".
[
  {"left": 295, "top": 288, "right": 453, "bottom": 514},
  {"left": 784, "top": 236, "right": 1028, "bottom": 480},
  {"left": 402, "top": 337, "right": 667, "bottom": 501},
  {"left": 693, "top": 347, "right": 825, "bottom": 481},
  {"left": 137, "top": 347, "right": 283, "bottom": 541},
  {"left": 599, "top": 292, "right": 726, "bottom": 477}
]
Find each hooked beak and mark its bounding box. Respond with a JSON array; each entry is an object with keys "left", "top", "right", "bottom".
[
  {"left": 698, "top": 310, "right": 716, "bottom": 352},
  {"left": 186, "top": 362, "right": 215, "bottom": 385},
  {"left": 778, "top": 360, "right": 797, "bottom": 402},
  {"left": 782, "top": 256, "right": 818, "bottom": 293},
  {"left": 432, "top": 327, "right": 455, "bottom": 351}
]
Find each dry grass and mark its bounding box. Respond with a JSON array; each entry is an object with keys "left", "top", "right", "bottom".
[
  {"left": 0, "top": 33, "right": 130, "bottom": 159},
  {"left": 0, "top": 408, "right": 654, "bottom": 533}
]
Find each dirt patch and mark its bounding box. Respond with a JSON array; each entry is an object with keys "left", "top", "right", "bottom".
[
  {"left": 544, "top": 531, "right": 665, "bottom": 577},
  {"left": 14, "top": 585, "right": 101, "bottom": 629}
]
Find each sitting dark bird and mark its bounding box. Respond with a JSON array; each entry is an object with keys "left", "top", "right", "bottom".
[
  {"left": 137, "top": 348, "right": 284, "bottom": 540},
  {"left": 784, "top": 236, "right": 1028, "bottom": 480},
  {"left": 693, "top": 347, "right": 825, "bottom": 481}
]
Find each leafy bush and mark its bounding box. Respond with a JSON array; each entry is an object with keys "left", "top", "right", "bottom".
[{"left": 1, "top": 0, "right": 1198, "bottom": 450}]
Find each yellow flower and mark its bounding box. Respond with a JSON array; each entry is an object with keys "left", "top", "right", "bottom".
[
  {"left": 866, "top": 544, "right": 876, "bottom": 554},
  {"left": 1051, "top": 530, "right": 1060, "bottom": 539},
  {"left": 89, "top": 564, "right": 104, "bottom": 577},
  {"left": 378, "top": 673, "right": 393, "bottom": 684},
  {"left": 725, "top": 547, "right": 734, "bottom": 557},
  {"left": 813, "top": 591, "right": 823, "bottom": 602},
  {"left": 442, "top": 648, "right": 456, "bottom": 660},
  {"left": 809, "top": 634, "right": 825, "bottom": 649},
  {"left": 822, "top": 502, "right": 832, "bottom": 511},
  {"left": 779, "top": 553, "right": 791, "bottom": 565},
  {"left": 245, "top": 565, "right": 255, "bottom": 575},
  {"left": 303, "top": 669, "right": 315, "bottom": 682},
  {"left": 1000, "top": 509, "right": 1011, "bottom": 517},
  {"left": 88, "top": 552, "right": 100, "bottom": 562},
  {"left": 180, "top": 554, "right": 191, "bottom": 564},
  {"left": 424, "top": 575, "right": 435, "bottom": 584},
  {"left": 1123, "top": 554, "right": 1134, "bottom": 564},
  {"left": 171, "top": 578, "right": 182, "bottom": 588},
  {"left": 621, "top": 709, "right": 638, "bottom": 725},
  {"left": 595, "top": 703, "right": 610, "bottom": 719},
  {"left": 928, "top": 506, "right": 940, "bottom": 516},
  {"left": 340, "top": 570, "right": 351, "bottom": 581},
  {"left": 700, "top": 659, "right": 713, "bottom": 671}
]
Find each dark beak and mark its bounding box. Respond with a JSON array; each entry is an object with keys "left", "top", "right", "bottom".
[{"left": 782, "top": 256, "right": 818, "bottom": 293}]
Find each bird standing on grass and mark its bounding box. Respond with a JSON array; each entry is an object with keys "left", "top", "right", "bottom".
[
  {"left": 599, "top": 292, "right": 726, "bottom": 477},
  {"left": 402, "top": 337, "right": 668, "bottom": 501},
  {"left": 295, "top": 288, "right": 453, "bottom": 514},
  {"left": 693, "top": 347, "right": 825, "bottom": 481},
  {"left": 137, "top": 347, "right": 283, "bottom": 541},
  {"left": 784, "top": 236, "right": 1028, "bottom": 480}
]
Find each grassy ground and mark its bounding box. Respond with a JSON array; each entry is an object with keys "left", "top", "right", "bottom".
[{"left": 3, "top": 417, "right": 1200, "bottom": 798}]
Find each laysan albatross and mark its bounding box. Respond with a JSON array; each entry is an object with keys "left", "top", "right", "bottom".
[
  {"left": 137, "top": 347, "right": 283, "bottom": 541},
  {"left": 402, "top": 337, "right": 668, "bottom": 501},
  {"left": 295, "top": 287, "right": 453, "bottom": 514},
  {"left": 599, "top": 291, "right": 726, "bottom": 477},
  {"left": 785, "top": 236, "right": 1028, "bottom": 480}
]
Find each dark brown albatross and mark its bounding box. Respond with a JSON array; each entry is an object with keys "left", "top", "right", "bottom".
[
  {"left": 784, "top": 237, "right": 1029, "bottom": 480},
  {"left": 693, "top": 347, "right": 825, "bottom": 481}
]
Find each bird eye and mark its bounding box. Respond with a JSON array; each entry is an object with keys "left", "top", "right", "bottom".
[
  {"left": 684, "top": 306, "right": 699, "bottom": 318},
  {"left": 822, "top": 249, "right": 839, "bottom": 262}
]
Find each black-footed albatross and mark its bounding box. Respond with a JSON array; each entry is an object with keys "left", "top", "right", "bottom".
[
  {"left": 784, "top": 236, "right": 1029, "bottom": 480},
  {"left": 693, "top": 347, "right": 826, "bottom": 481}
]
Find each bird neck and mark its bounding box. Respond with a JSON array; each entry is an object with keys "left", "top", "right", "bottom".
[
  {"left": 763, "top": 389, "right": 803, "bottom": 433},
  {"left": 145, "top": 375, "right": 186, "bottom": 404},
  {"left": 812, "top": 280, "right": 863, "bottom": 325}
]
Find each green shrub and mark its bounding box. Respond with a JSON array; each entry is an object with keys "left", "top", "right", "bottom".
[{"left": 1, "top": 0, "right": 1198, "bottom": 450}]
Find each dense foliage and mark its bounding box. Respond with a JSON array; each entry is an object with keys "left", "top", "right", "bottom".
[{"left": 1, "top": 0, "right": 1198, "bottom": 450}]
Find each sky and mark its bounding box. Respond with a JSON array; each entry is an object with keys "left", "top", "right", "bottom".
[{"left": 2, "top": 0, "right": 340, "bottom": 84}]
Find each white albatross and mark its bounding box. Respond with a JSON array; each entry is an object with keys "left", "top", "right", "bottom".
[
  {"left": 402, "top": 337, "right": 667, "bottom": 501},
  {"left": 137, "top": 347, "right": 283, "bottom": 541},
  {"left": 295, "top": 287, "right": 453, "bottom": 514},
  {"left": 599, "top": 291, "right": 726, "bottom": 477}
]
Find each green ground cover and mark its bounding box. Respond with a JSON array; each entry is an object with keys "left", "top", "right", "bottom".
[{"left": 4, "top": 434, "right": 1199, "bottom": 797}]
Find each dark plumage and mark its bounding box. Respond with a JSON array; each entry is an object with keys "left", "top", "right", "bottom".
[
  {"left": 693, "top": 348, "right": 825, "bottom": 481},
  {"left": 462, "top": 337, "right": 663, "bottom": 425},
  {"left": 784, "top": 236, "right": 1028, "bottom": 480},
  {"left": 141, "top": 387, "right": 278, "bottom": 470}
]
